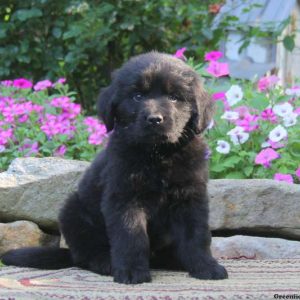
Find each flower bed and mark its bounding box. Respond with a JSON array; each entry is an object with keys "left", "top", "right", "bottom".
[
  {"left": 0, "top": 79, "right": 107, "bottom": 171},
  {"left": 187, "top": 50, "right": 300, "bottom": 184}
]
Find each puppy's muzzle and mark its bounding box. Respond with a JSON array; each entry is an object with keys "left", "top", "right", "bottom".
[{"left": 146, "top": 114, "right": 164, "bottom": 125}]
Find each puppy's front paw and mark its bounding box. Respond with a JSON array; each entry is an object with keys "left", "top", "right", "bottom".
[
  {"left": 113, "top": 268, "right": 151, "bottom": 284},
  {"left": 190, "top": 262, "right": 228, "bottom": 280}
]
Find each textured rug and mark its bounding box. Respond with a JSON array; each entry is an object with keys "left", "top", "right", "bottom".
[{"left": 0, "top": 259, "right": 299, "bottom": 300}]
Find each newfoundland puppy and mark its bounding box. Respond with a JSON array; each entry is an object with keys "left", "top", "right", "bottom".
[{"left": 2, "top": 52, "right": 228, "bottom": 284}]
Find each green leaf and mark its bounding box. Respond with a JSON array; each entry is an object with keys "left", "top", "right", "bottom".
[
  {"left": 13, "top": 8, "right": 42, "bottom": 22},
  {"left": 222, "top": 156, "right": 242, "bottom": 168},
  {"left": 283, "top": 35, "right": 295, "bottom": 52},
  {"left": 243, "top": 165, "right": 254, "bottom": 177},
  {"left": 289, "top": 140, "right": 300, "bottom": 158},
  {"left": 225, "top": 172, "right": 245, "bottom": 179}
]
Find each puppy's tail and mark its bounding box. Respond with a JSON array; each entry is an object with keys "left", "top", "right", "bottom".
[{"left": 1, "top": 247, "right": 73, "bottom": 269}]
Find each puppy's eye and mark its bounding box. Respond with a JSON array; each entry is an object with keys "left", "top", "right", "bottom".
[
  {"left": 133, "top": 93, "right": 143, "bottom": 102},
  {"left": 169, "top": 95, "right": 178, "bottom": 102}
]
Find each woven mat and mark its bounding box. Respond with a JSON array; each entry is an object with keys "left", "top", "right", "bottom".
[{"left": 0, "top": 259, "right": 299, "bottom": 300}]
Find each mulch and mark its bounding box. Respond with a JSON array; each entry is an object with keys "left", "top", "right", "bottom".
[{"left": 0, "top": 259, "right": 299, "bottom": 300}]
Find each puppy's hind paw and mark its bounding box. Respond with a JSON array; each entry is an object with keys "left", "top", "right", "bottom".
[
  {"left": 190, "top": 262, "right": 228, "bottom": 280},
  {"left": 113, "top": 269, "right": 151, "bottom": 284}
]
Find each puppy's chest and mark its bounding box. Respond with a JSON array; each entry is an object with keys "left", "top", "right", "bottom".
[{"left": 128, "top": 157, "right": 191, "bottom": 198}]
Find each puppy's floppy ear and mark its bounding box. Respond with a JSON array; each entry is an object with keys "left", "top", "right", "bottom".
[
  {"left": 191, "top": 78, "right": 215, "bottom": 134},
  {"left": 97, "top": 85, "right": 116, "bottom": 132}
]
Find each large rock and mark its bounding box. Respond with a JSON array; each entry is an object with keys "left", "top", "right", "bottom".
[
  {"left": 1, "top": 158, "right": 300, "bottom": 239},
  {"left": 208, "top": 179, "right": 300, "bottom": 239},
  {"left": 211, "top": 235, "right": 300, "bottom": 259},
  {"left": 0, "top": 157, "right": 90, "bottom": 231},
  {"left": 0, "top": 221, "right": 59, "bottom": 255}
]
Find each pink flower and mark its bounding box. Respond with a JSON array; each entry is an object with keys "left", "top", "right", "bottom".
[
  {"left": 295, "top": 107, "right": 300, "bottom": 115},
  {"left": 257, "top": 75, "right": 279, "bottom": 92},
  {"left": 57, "top": 78, "right": 66, "bottom": 84},
  {"left": 212, "top": 92, "right": 226, "bottom": 101},
  {"left": 88, "top": 132, "right": 105, "bottom": 145},
  {"left": 236, "top": 113, "right": 259, "bottom": 132},
  {"left": 173, "top": 47, "right": 186, "bottom": 59},
  {"left": 255, "top": 148, "right": 280, "bottom": 168},
  {"left": 19, "top": 140, "right": 39, "bottom": 157},
  {"left": 54, "top": 145, "right": 67, "bottom": 156},
  {"left": 34, "top": 80, "right": 52, "bottom": 91},
  {"left": 51, "top": 96, "right": 71, "bottom": 108},
  {"left": 267, "top": 139, "right": 285, "bottom": 149},
  {"left": 206, "top": 61, "right": 229, "bottom": 77},
  {"left": 13, "top": 78, "right": 33, "bottom": 89},
  {"left": 0, "top": 128, "right": 13, "bottom": 146},
  {"left": 261, "top": 108, "right": 277, "bottom": 123},
  {"left": 274, "top": 173, "right": 293, "bottom": 184},
  {"left": 204, "top": 51, "right": 223, "bottom": 61},
  {"left": 296, "top": 167, "right": 300, "bottom": 180},
  {"left": 1, "top": 80, "right": 13, "bottom": 87},
  {"left": 62, "top": 103, "right": 81, "bottom": 119}
]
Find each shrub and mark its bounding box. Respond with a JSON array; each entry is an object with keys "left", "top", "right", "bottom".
[{"left": 0, "top": 78, "right": 107, "bottom": 172}]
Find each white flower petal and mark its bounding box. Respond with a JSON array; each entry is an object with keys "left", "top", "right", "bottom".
[
  {"left": 269, "top": 125, "right": 288, "bottom": 142},
  {"left": 221, "top": 111, "right": 239, "bottom": 120},
  {"left": 225, "top": 85, "right": 243, "bottom": 106},
  {"left": 216, "top": 140, "right": 231, "bottom": 154},
  {"left": 273, "top": 102, "right": 293, "bottom": 117},
  {"left": 283, "top": 112, "right": 298, "bottom": 127}
]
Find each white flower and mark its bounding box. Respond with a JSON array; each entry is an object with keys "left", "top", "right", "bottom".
[
  {"left": 206, "top": 119, "right": 214, "bottom": 129},
  {"left": 285, "top": 87, "right": 300, "bottom": 97},
  {"left": 269, "top": 125, "right": 288, "bottom": 142},
  {"left": 216, "top": 140, "right": 231, "bottom": 154},
  {"left": 283, "top": 112, "right": 298, "bottom": 127},
  {"left": 0, "top": 145, "right": 5, "bottom": 153},
  {"left": 227, "top": 126, "right": 249, "bottom": 145},
  {"left": 221, "top": 111, "right": 239, "bottom": 121},
  {"left": 225, "top": 85, "right": 243, "bottom": 106},
  {"left": 273, "top": 102, "right": 293, "bottom": 117}
]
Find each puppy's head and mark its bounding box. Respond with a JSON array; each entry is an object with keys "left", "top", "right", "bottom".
[{"left": 97, "top": 52, "right": 214, "bottom": 144}]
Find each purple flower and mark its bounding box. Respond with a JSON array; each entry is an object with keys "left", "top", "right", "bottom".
[
  {"left": 34, "top": 80, "right": 53, "bottom": 91},
  {"left": 261, "top": 108, "right": 277, "bottom": 123},
  {"left": 255, "top": 148, "right": 280, "bottom": 168},
  {"left": 54, "top": 145, "right": 67, "bottom": 157},
  {"left": 274, "top": 173, "right": 293, "bottom": 184}
]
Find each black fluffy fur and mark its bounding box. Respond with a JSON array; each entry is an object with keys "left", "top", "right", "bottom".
[{"left": 1, "top": 52, "right": 228, "bottom": 284}]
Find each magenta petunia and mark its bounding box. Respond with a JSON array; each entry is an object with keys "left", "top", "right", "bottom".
[
  {"left": 54, "top": 145, "right": 67, "bottom": 156},
  {"left": 261, "top": 108, "right": 277, "bottom": 123},
  {"left": 173, "top": 47, "right": 186, "bottom": 59},
  {"left": 204, "top": 51, "right": 223, "bottom": 61},
  {"left": 257, "top": 75, "right": 279, "bottom": 92},
  {"left": 212, "top": 92, "right": 226, "bottom": 101},
  {"left": 13, "top": 78, "right": 33, "bottom": 89},
  {"left": 34, "top": 80, "right": 52, "bottom": 91},
  {"left": 274, "top": 173, "right": 293, "bottom": 184},
  {"left": 236, "top": 113, "right": 259, "bottom": 132},
  {"left": 295, "top": 167, "right": 300, "bottom": 179},
  {"left": 206, "top": 61, "right": 229, "bottom": 78},
  {"left": 255, "top": 148, "right": 280, "bottom": 168}
]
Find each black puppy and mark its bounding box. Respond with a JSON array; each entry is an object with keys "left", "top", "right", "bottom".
[{"left": 2, "top": 52, "right": 228, "bottom": 284}]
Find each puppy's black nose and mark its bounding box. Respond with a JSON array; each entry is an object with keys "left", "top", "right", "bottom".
[{"left": 147, "top": 114, "right": 163, "bottom": 125}]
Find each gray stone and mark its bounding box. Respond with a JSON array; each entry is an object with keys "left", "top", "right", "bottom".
[
  {"left": 0, "top": 220, "right": 59, "bottom": 255},
  {"left": 1, "top": 159, "right": 300, "bottom": 239},
  {"left": 208, "top": 179, "right": 300, "bottom": 239},
  {"left": 0, "top": 157, "right": 90, "bottom": 231},
  {"left": 211, "top": 235, "right": 300, "bottom": 259}
]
